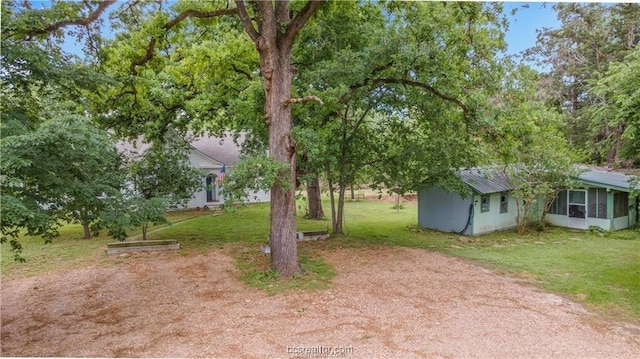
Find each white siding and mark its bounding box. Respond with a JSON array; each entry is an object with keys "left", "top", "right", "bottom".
[
  {"left": 471, "top": 193, "right": 518, "bottom": 235},
  {"left": 588, "top": 218, "right": 612, "bottom": 230},
  {"left": 613, "top": 216, "right": 630, "bottom": 230},
  {"left": 188, "top": 150, "right": 222, "bottom": 169},
  {"left": 546, "top": 214, "right": 567, "bottom": 228}
]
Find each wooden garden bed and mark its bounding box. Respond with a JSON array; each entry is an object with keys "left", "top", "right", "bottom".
[
  {"left": 297, "top": 230, "right": 330, "bottom": 241},
  {"left": 105, "top": 240, "right": 180, "bottom": 255}
]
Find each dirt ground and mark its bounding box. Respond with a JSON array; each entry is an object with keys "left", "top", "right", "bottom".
[{"left": 2, "top": 247, "right": 639, "bottom": 358}]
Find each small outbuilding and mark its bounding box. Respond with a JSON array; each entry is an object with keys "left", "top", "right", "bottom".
[
  {"left": 418, "top": 167, "right": 639, "bottom": 235},
  {"left": 418, "top": 168, "right": 518, "bottom": 236}
]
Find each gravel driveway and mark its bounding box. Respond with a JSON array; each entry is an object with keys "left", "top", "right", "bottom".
[{"left": 2, "top": 247, "right": 639, "bottom": 358}]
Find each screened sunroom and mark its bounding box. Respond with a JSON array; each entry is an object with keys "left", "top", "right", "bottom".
[{"left": 546, "top": 170, "right": 638, "bottom": 231}]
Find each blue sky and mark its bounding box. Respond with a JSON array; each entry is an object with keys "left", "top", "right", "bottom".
[
  {"left": 56, "top": 1, "right": 561, "bottom": 62},
  {"left": 504, "top": 2, "right": 561, "bottom": 56}
]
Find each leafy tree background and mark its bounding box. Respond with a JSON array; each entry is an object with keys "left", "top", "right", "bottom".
[{"left": 2, "top": 0, "right": 637, "bottom": 266}]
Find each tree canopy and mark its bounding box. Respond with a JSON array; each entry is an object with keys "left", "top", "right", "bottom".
[
  {"left": 2, "top": 0, "right": 611, "bottom": 270},
  {"left": 527, "top": 3, "right": 640, "bottom": 166}
]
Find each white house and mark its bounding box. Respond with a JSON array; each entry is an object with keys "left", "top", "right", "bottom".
[
  {"left": 184, "top": 133, "right": 270, "bottom": 208},
  {"left": 117, "top": 132, "right": 270, "bottom": 209}
]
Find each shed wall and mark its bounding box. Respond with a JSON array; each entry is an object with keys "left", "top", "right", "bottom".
[{"left": 418, "top": 187, "right": 473, "bottom": 235}]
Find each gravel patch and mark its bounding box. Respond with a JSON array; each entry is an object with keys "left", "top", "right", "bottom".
[{"left": 2, "top": 247, "right": 638, "bottom": 358}]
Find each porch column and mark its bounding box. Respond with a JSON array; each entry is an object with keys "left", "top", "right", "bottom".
[{"left": 607, "top": 189, "right": 614, "bottom": 230}]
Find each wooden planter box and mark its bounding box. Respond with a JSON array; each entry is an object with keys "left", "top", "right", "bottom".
[
  {"left": 105, "top": 239, "right": 180, "bottom": 255},
  {"left": 262, "top": 230, "right": 330, "bottom": 254},
  {"left": 297, "top": 230, "right": 330, "bottom": 241}
]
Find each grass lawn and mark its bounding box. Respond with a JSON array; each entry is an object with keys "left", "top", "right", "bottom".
[
  {"left": 2, "top": 199, "right": 638, "bottom": 321},
  {"left": 0, "top": 209, "right": 211, "bottom": 278}
]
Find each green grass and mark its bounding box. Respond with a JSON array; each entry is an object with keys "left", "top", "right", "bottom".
[
  {"left": 2, "top": 198, "right": 638, "bottom": 322},
  {"left": 0, "top": 209, "right": 211, "bottom": 278},
  {"left": 233, "top": 243, "right": 335, "bottom": 295},
  {"left": 447, "top": 231, "right": 640, "bottom": 319}
]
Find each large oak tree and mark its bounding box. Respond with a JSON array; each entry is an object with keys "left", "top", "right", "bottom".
[{"left": 96, "top": 1, "right": 322, "bottom": 277}]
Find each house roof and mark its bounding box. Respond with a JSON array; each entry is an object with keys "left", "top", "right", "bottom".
[
  {"left": 458, "top": 168, "right": 514, "bottom": 194},
  {"left": 188, "top": 133, "right": 244, "bottom": 166},
  {"left": 116, "top": 132, "right": 248, "bottom": 167},
  {"left": 577, "top": 168, "right": 640, "bottom": 192}
]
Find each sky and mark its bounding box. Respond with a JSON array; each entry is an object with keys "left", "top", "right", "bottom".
[
  {"left": 55, "top": 1, "right": 562, "bottom": 63},
  {"left": 503, "top": 2, "right": 561, "bottom": 57}
]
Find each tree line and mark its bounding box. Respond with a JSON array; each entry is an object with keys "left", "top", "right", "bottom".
[{"left": 1, "top": 1, "right": 638, "bottom": 275}]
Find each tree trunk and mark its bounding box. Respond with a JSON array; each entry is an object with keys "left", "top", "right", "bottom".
[
  {"left": 606, "top": 122, "right": 625, "bottom": 166},
  {"left": 82, "top": 222, "right": 92, "bottom": 239},
  {"left": 306, "top": 176, "right": 324, "bottom": 219},
  {"left": 540, "top": 190, "right": 560, "bottom": 230},
  {"left": 258, "top": 41, "right": 301, "bottom": 278},
  {"left": 142, "top": 224, "right": 148, "bottom": 241},
  {"left": 235, "top": 0, "right": 322, "bottom": 277},
  {"left": 336, "top": 184, "right": 345, "bottom": 234},
  {"left": 334, "top": 112, "right": 349, "bottom": 235},
  {"left": 350, "top": 183, "right": 355, "bottom": 201},
  {"left": 326, "top": 162, "right": 337, "bottom": 233}
]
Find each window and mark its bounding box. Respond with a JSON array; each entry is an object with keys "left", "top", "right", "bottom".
[
  {"left": 500, "top": 193, "right": 508, "bottom": 213},
  {"left": 549, "top": 190, "right": 568, "bottom": 215},
  {"left": 614, "top": 192, "right": 629, "bottom": 218},
  {"left": 480, "top": 195, "right": 490, "bottom": 213}
]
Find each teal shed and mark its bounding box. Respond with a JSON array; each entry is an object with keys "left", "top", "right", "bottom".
[{"left": 418, "top": 167, "right": 639, "bottom": 235}]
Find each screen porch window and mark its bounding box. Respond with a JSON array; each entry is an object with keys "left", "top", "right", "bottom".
[
  {"left": 549, "top": 190, "right": 568, "bottom": 215},
  {"left": 588, "top": 188, "right": 608, "bottom": 219},
  {"left": 568, "top": 190, "right": 586, "bottom": 218},
  {"left": 614, "top": 192, "right": 629, "bottom": 218}
]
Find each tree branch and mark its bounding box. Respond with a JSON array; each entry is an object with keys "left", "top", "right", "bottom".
[
  {"left": 164, "top": 8, "right": 237, "bottom": 30},
  {"left": 256, "top": 0, "right": 277, "bottom": 40},
  {"left": 283, "top": 0, "right": 323, "bottom": 46},
  {"left": 231, "top": 64, "right": 253, "bottom": 81},
  {"left": 345, "top": 61, "right": 394, "bottom": 100},
  {"left": 130, "top": 6, "right": 239, "bottom": 75},
  {"left": 346, "top": 106, "right": 373, "bottom": 143},
  {"left": 373, "top": 78, "right": 469, "bottom": 113},
  {"left": 284, "top": 95, "right": 324, "bottom": 107},
  {"left": 235, "top": 1, "right": 260, "bottom": 42},
  {"left": 275, "top": 1, "right": 290, "bottom": 23},
  {"left": 26, "top": 0, "right": 117, "bottom": 38},
  {"left": 130, "top": 38, "right": 156, "bottom": 76}
]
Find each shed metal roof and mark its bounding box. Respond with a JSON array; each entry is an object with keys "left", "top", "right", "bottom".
[
  {"left": 577, "top": 169, "right": 639, "bottom": 192},
  {"left": 455, "top": 166, "right": 638, "bottom": 195},
  {"left": 458, "top": 168, "right": 514, "bottom": 194}
]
